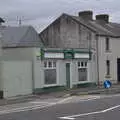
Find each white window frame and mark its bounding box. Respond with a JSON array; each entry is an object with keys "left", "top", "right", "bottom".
[
  {"left": 78, "top": 61, "right": 87, "bottom": 69},
  {"left": 43, "top": 60, "right": 58, "bottom": 87},
  {"left": 44, "top": 61, "right": 56, "bottom": 69},
  {"left": 78, "top": 61, "right": 88, "bottom": 82}
]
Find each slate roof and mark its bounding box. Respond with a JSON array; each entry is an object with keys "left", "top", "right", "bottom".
[
  {"left": 0, "top": 26, "right": 43, "bottom": 48},
  {"left": 66, "top": 14, "right": 120, "bottom": 37}
]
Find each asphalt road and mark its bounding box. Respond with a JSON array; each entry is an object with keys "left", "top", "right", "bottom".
[{"left": 0, "top": 94, "right": 120, "bottom": 120}]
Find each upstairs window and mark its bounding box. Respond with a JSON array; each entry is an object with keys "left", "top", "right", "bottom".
[
  {"left": 106, "top": 37, "right": 110, "bottom": 51},
  {"left": 106, "top": 60, "right": 110, "bottom": 75}
]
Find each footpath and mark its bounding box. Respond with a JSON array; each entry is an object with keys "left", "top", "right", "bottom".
[{"left": 0, "top": 84, "right": 120, "bottom": 106}]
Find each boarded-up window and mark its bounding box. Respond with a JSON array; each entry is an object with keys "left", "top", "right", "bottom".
[
  {"left": 44, "top": 69, "right": 56, "bottom": 84},
  {"left": 44, "top": 61, "right": 57, "bottom": 85},
  {"left": 78, "top": 68, "right": 87, "bottom": 81}
]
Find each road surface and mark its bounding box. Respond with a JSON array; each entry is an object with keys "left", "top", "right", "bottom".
[{"left": 0, "top": 94, "right": 120, "bottom": 120}]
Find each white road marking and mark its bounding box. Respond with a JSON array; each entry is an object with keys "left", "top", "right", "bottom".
[
  {"left": 60, "top": 117, "right": 75, "bottom": 120},
  {"left": 59, "top": 104, "right": 120, "bottom": 119},
  {"left": 29, "top": 101, "right": 55, "bottom": 104},
  {"left": 102, "top": 104, "right": 120, "bottom": 112},
  {"left": 1, "top": 93, "right": 120, "bottom": 116},
  {"left": 0, "top": 96, "right": 99, "bottom": 115},
  {"left": 0, "top": 103, "right": 55, "bottom": 115},
  {"left": 0, "top": 97, "right": 73, "bottom": 115},
  {"left": 79, "top": 97, "right": 101, "bottom": 102},
  {"left": 57, "top": 97, "right": 73, "bottom": 104}
]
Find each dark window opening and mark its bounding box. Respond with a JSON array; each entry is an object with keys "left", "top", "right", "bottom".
[
  {"left": 106, "top": 60, "right": 110, "bottom": 75},
  {"left": 106, "top": 37, "right": 109, "bottom": 51}
]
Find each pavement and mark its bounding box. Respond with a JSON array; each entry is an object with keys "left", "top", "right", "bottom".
[{"left": 0, "top": 84, "right": 120, "bottom": 106}]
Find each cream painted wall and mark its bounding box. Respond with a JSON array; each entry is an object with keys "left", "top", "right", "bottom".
[
  {"left": 1, "top": 47, "right": 44, "bottom": 96},
  {"left": 98, "top": 36, "right": 120, "bottom": 84},
  {"left": 2, "top": 61, "right": 32, "bottom": 98}
]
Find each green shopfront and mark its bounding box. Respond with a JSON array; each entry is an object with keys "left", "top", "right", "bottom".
[{"left": 34, "top": 48, "right": 96, "bottom": 93}]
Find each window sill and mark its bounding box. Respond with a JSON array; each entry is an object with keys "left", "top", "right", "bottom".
[
  {"left": 43, "top": 84, "right": 58, "bottom": 87},
  {"left": 77, "top": 81, "right": 89, "bottom": 84},
  {"left": 105, "top": 50, "right": 111, "bottom": 53},
  {"left": 105, "top": 75, "right": 111, "bottom": 79}
]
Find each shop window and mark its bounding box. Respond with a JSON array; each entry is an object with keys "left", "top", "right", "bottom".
[
  {"left": 78, "top": 61, "right": 87, "bottom": 81},
  {"left": 44, "top": 61, "right": 57, "bottom": 85}
]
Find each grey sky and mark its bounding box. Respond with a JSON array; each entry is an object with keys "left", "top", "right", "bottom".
[{"left": 0, "top": 0, "right": 120, "bottom": 32}]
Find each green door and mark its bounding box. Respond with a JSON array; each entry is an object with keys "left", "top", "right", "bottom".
[{"left": 66, "top": 63, "right": 70, "bottom": 88}]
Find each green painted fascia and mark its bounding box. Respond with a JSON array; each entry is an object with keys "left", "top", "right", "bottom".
[
  {"left": 42, "top": 48, "right": 92, "bottom": 54},
  {"left": 43, "top": 49, "right": 64, "bottom": 53},
  {"left": 73, "top": 50, "right": 89, "bottom": 54},
  {"left": 40, "top": 48, "right": 92, "bottom": 60},
  {"left": 64, "top": 49, "right": 74, "bottom": 59}
]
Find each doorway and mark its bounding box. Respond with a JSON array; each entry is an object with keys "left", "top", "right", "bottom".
[
  {"left": 66, "top": 63, "right": 71, "bottom": 88},
  {"left": 117, "top": 58, "right": 120, "bottom": 82}
]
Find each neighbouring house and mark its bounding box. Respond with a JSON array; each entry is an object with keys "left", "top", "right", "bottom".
[
  {"left": 39, "top": 10, "right": 120, "bottom": 87},
  {"left": 0, "top": 23, "right": 44, "bottom": 98}
]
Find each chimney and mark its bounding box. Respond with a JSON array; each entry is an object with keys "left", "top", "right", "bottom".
[
  {"left": 78, "top": 10, "right": 93, "bottom": 20},
  {"left": 96, "top": 14, "right": 109, "bottom": 23}
]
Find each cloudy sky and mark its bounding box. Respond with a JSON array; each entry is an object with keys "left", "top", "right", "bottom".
[{"left": 0, "top": 0, "right": 120, "bottom": 32}]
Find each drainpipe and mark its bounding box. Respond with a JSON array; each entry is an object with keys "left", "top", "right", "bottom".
[{"left": 96, "top": 35, "right": 100, "bottom": 86}]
